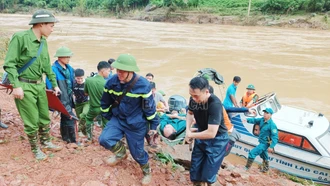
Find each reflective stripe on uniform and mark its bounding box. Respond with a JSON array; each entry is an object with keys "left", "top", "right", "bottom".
[
  {"left": 146, "top": 112, "right": 156, "bottom": 120},
  {"left": 105, "top": 89, "right": 152, "bottom": 98},
  {"left": 126, "top": 91, "right": 152, "bottom": 98},
  {"left": 101, "top": 107, "right": 110, "bottom": 112}
]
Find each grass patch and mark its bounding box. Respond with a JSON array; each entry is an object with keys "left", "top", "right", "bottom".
[
  {"left": 280, "top": 172, "right": 323, "bottom": 186},
  {"left": 155, "top": 152, "right": 179, "bottom": 170}
]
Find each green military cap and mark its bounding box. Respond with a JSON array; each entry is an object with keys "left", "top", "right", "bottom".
[
  {"left": 54, "top": 46, "right": 73, "bottom": 57},
  {"left": 29, "top": 9, "right": 58, "bottom": 25},
  {"left": 112, "top": 54, "right": 140, "bottom": 72},
  {"left": 246, "top": 84, "right": 255, "bottom": 90},
  {"left": 158, "top": 90, "right": 166, "bottom": 96}
]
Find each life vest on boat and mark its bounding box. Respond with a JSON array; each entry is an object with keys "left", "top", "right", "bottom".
[
  {"left": 242, "top": 92, "right": 258, "bottom": 108},
  {"left": 223, "top": 108, "right": 233, "bottom": 132}
]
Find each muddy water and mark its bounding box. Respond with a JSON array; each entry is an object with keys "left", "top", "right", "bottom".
[
  {"left": 1, "top": 13, "right": 329, "bottom": 166},
  {"left": 1, "top": 14, "right": 330, "bottom": 118}
]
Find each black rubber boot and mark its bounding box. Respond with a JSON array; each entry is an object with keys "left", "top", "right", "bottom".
[
  {"left": 60, "top": 125, "right": 70, "bottom": 143},
  {"left": 67, "top": 125, "right": 77, "bottom": 143}
]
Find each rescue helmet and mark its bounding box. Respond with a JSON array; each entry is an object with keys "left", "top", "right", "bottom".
[
  {"left": 112, "top": 54, "right": 140, "bottom": 72},
  {"left": 246, "top": 84, "right": 255, "bottom": 90},
  {"left": 54, "top": 46, "right": 73, "bottom": 57},
  {"left": 29, "top": 9, "right": 58, "bottom": 25}
]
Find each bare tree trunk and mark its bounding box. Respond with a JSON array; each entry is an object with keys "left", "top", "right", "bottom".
[{"left": 247, "top": 0, "right": 252, "bottom": 17}]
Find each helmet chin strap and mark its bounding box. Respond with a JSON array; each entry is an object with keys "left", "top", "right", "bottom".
[{"left": 124, "top": 72, "right": 132, "bottom": 83}]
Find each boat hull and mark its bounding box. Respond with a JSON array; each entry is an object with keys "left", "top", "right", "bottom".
[{"left": 231, "top": 135, "right": 330, "bottom": 184}]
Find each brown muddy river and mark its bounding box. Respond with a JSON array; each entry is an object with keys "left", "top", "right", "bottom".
[{"left": 1, "top": 14, "right": 330, "bottom": 120}]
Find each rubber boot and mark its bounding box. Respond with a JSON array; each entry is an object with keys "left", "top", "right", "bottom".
[
  {"left": 207, "top": 182, "right": 221, "bottom": 186},
  {"left": 60, "top": 125, "right": 70, "bottom": 143},
  {"left": 105, "top": 141, "right": 128, "bottom": 166},
  {"left": 95, "top": 115, "right": 102, "bottom": 127},
  {"left": 244, "top": 158, "right": 254, "bottom": 170},
  {"left": 78, "top": 117, "right": 87, "bottom": 136},
  {"left": 39, "top": 126, "right": 62, "bottom": 152},
  {"left": 260, "top": 161, "right": 269, "bottom": 173},
  {"left": 193, "top": 182, "right": 203, "bottom": 186},
  {"left": 27, "top": 134, "right": 47, "bottom": 160},
  {"left": 67, "top": 125, "right": 77, "bottom": 143},
  {"left": 259, "top": 160, "right": 266, "bottom": 171},
  {"left": 86, "top": 121, "right": 94, "bottom": 142},
  {"left": 141, "top": 163, "right": 152, "bottom": 185}
]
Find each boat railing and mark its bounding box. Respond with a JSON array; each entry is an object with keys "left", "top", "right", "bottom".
[{"left": 255, "top": 92, "right": 276, "bottom": 105}]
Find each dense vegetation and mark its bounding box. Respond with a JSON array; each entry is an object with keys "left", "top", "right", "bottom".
[
  {"left": 0, "top": 0, "right": 330, "bottom": 14},
  {"left": 0, "top": 0, "right": 329, "bottom": 15}
]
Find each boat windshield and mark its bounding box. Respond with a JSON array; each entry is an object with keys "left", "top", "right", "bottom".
[
  {"left": 318, "top": 128, "right": 330, "bottom": 155},
  {"left": 274, "top": 96, "right": 282, "bottom": 110},
  {"left": 257, "top": 99, "right": 278, "bottom": 115}
]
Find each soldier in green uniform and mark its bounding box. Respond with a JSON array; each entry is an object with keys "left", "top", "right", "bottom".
[
  {"left": 84, "top": 61, "right": 110, "bottom": 142},
  {"left": 3, "top": 9, "right": 62, "bottom": 160}
]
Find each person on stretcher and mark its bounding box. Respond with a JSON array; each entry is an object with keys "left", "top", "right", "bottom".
[{"left": 159, "top": 109, "right": 187, "bottom": 140}]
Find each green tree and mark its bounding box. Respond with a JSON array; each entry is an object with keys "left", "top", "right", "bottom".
[
  {"left": 0, "top": 0, "right": 20, "bottom": 10},
  {"left": 306, "top": 0, "right": 325, "bottom": 11},
  {"left": 325, "top": 0, "right": 330, "bottom": 10},
  {"left": 23, "top": 0, "right": 36, "bottom": 6},
  {"left": 75, "top": 0, "right": 87, "bottom": 16},
  {"left": 103, "top": 0, "right": 148, "bottom": 12},
  {"left": 36, "top": 0, "right": 47, "bottom": 8},
  {"left": 261, "top": 0, "right": 305, "bottom": 14},
  {"left": 52, "top": 0, "right": 75, "bottom": 11}
]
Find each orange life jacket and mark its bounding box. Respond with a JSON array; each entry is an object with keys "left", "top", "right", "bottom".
[
  {"left": 223, "top": 108, "right": 233, "bottom": 132},
  {"left": 242, "top": 92, "right": 257, "bottom": 108}
]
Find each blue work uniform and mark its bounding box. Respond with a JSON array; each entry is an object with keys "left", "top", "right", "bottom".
[
  {"left": 247, "top": 117, "right": 278, "bottom": 160},
  {"left": 99, "top": 73, "right": 159, "bottom": 165},
  {"left": 46, "top": 61, "right": 76, "bottom": 142},
  {"left": 223, "top": 83, "right": 237, "bottom": 108},
  {"left": 46, "top": 60, "right": 75, "bottom": 114}
]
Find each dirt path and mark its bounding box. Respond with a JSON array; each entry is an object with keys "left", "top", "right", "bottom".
[{"left": 0, "top": 90, "right": 190, "bottom": 186}]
